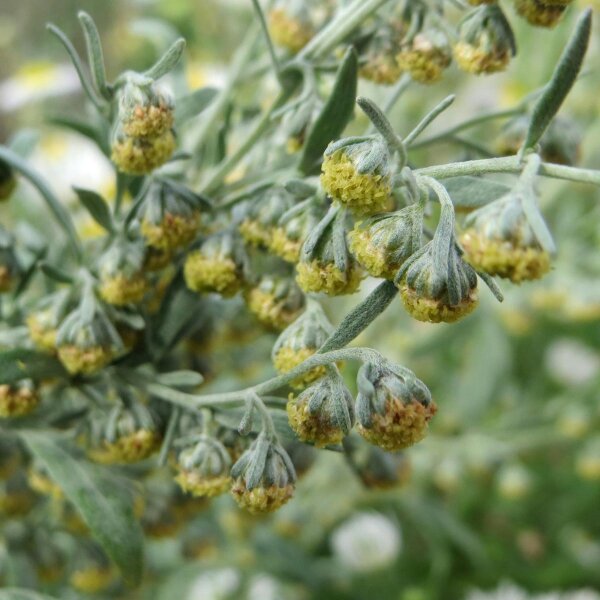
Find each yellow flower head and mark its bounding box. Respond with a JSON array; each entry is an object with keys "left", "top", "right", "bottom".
[
  {"left": 231, "top": 478, "right": 295, "bottom": 514},
  {"left": 348, "top": 206, "right": 422, "bottom": 280},
  {"left": 321, "top": 138, "right": 392, "bottom": 215},
  {"left": 70, "top": 566, "right": 114, "bottom": 594},
  {"left": 245, "top": 275, "right": 305, "bottom": 330},
  {"left": 89, "top": 429, "right": 161, "bottom": 465},
  {"left": 268, "top": 7, "right": 314, "bottom": 53},
  {"left": 296, "top": 260, "right": 362, "bottom": 296},
  {"left": 111, "top": 129, "right": 176, "bottom": 175},
  {"left": 57, "top": 344, "right": 114, "bottom": 375},
  {"left": 514, "top": 0, "right": 566, "bottom": 27},
  {"left": 175, "top": 438, "right": 232, "bottom": 498},
  {"left": 27, "top": 310, "right": 59, "bottom": 352},
  {"left": 99, "top": 272, "right": 148, "bottom": 306},
  {"left": 356, "top": 361, "right": 436, "bottom": 451},
  {"left": 287, "top": 370, "right": 354, "bottom": 447},
  {"left": 0, "top": 383, "right": 39, "bottom": 418},
  {"left": 396, "top": 30, "right": 452, "bottom": 84},
  {"left": 141, "top": 211, "right": 200, "bottom": 251},
  {"left": 230, "top": 434, "right": 296, "bottom": 513}
]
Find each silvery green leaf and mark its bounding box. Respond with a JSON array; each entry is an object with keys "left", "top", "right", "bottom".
[
  {"left": 156, "top": 370, "right": 204, "bottom": 387},
  {"left": 299, "top": 47, "right": 358, "bottom": 174},
  {"left": 284, "top": 179, "right": 318, "bottom": 199},
  {"left": 73, "top": 187, "right": 114, "bottom": 233},
  {"left": 78, "top": 12, "right": 111, "bottom": 99},
  {"left": 39, "top": 262, "right": 73, "bottom": 284},
  {"left": 144, "top": 38, "right": 186, "bottom": 80},
  {"left": 522, "top": 9, "right": 592, "bottom": 153},
  {"left": 441, "top": 176, "right": 512, "bottom": 209},
  {"left": 21, "top": 432, "right": 144, "bottom": 586},
  {"left": 521, "top": 188, "right": 556, "bottom": 254},
  {"left": 175, "top": 87, "right": 219, "bottom": 126},
  {"left": 8, "top": 129, "right": 40, "bottom": 158}
]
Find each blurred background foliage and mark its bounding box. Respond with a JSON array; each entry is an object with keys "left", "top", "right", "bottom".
[{"left": 0, "top": 1, "right": 599, "bottom": 599}]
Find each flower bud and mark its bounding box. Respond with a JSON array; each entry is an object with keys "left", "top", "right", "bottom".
[
  {"left": 245, "top": 274, "right": 305, "bottom": 330},
  {"left": 0, "top": 381, "right": 39, "bottom": 419},
  {"left": 348, "top": 205, "right": 423, "bottom": 280},
  {"left": 27, "top": 461, "right": 63, "bottom": 500},
  {"left": 270, "top": 200, "right": 324, "bottom": 263},
  {"left": 514, "top": 0, "right": 566, "bottom": 27},
  {"left": 230, "top": 433, "right": 296, "bottom": 513},
  {"left": 346, "top": 439, "right": 412, "bottom": 490},
  {"left": 98, "top": 238, "right": 147, "bottom": 306},
  {"left": 111, "top": 79, "right": 176, "bottom": 174},
  {"left": 396, "top": 29, "right": 452, "bottom": 84},
  {"left": 397, "top": 205, "right": 479, "bottom": 322},
  {"left": 118, "top": 81, "right": 174, "bottom": 138},
  {"left": 496, "top": 115, "right": 581, "bottom": 166},
  {"left": 56, "top": 307, "right": 120, "bottom": 375},
  {"left": 287, "top": 368, "right": 354, "bottom": 447},
  {"left": 268, "top": 2, "right": 314, "bottom": 53},
  {"left": 454, "top": 6, "right": 516, "bottom": 75},
  {"left": 359, "top": 23, "right": 405, "bottom": 85},
  {"left": 70, "top": 561, "right": 114, "bottom": 594},
  {"left": 460, "top": 192, "right": 551, "bottom": 283},
  {"left": 296, "top": 209, "right": 363, "bottom": 296},
  {"left": 272, "top": 302, "right": 334, "bottom": 388},
  {"left": 185, "top": 230, "right": 247, "bottom": 297},
  {"left": 0, "top": 157, "right": 16, "bottom": 201},
  {"left": 175, "top": 437, "right": 232, "bottom": 498},
  {"left": 139, "top": 181, "right": 205, "bottom": 251},
  {"left": 497, "top": 463, "right": 532, "bottom": 499},
  {"left": 321, "top": 137, "right": 393, "bottom": 215},
  {"left": 238, "top": 187, "right": 295, "bottom": 248},
  {"left": 0, "top": 226, "right": 19, "bottom": 293},
  {"left": 355, "top": 361, "right": 436, "bottom": 451},
  {"left": 87, "top": 400, "right": 162, "bottom": 464}
]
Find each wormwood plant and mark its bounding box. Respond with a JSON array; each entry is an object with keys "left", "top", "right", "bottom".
[{"left": 0, "top": 0, "right": 598, "bottom": 594}]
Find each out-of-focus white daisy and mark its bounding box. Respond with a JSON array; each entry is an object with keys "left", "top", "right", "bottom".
[
  {"left": 330, "top": 512, "right": 401, "bottom": 573},
  {"left": 186, "top": 567, "right": 240, "bottom": 600},
  {"left": 0, "top": 62, "right": 80, "bottom": 113},
  {"left": 545, "top": 339, "right": 600, "bottom": 386}
]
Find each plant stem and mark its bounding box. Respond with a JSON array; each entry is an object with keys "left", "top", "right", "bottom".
[
  {"left": 416, "top": 155, "right": 600, "bottom": 186},
  {"left": 147, "top": 347, "right": 380, "bottom": 409}
]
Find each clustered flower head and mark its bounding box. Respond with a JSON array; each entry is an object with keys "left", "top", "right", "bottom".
[
  {"left": 460, "top": 191, "right": 551, "bottom": 283},
  {"left": 355, "top": 361, "right": 436, "bottom": 451},
  {"left": 296, "top": 208, "right": 363, "bottom": 296},
  {"left": 238, "top": 187, "right": 295, "bottom": 249},
  {"left": 175, "top": 436, "right": 232, "bottom": 498},
  {"left": 184, "top": 230, "right": 247, "bottom": 297},
  {"left": 271, "top": 301, "right": 334, "bottom": 388},
  {"left": 86, "top": 400, "right": 162, "bottom": 464},
  {"left": 321, "top": 137, "right": 393, "bottom": 215},
  {"left": 98, "top": 238, "right": 147, "bottom": 306},
  {"left": 111, "top": 80, "right": 176, "bottom": 175},
  {"left": 287, "top": 367, "right": 355, "bottom": 447},
  {"left": 269, "top": 198, "right": 324, "bottom": 264},
  {"left": 396, "top": 29, "right": 452, "bottom": 84},
  {"left": 359, "top": 22, "right": 405, "bottom": 85},
  {"left": 396, "top": 203, "right": 479, "bottom": 323},
  {"left": 230, "top": 433, "right": 296, "bottom": 513},
  {"left": 348, "top": 205, "right": 423, "bottom": 280},
  {"left": 513, "top": 0, "right": 569, "bottom": 27},
  {"left": 245, "top": 274, "right": 306, "bottom": 330},
  {"left": 454, "top": 5, "right": 516, "bottom": 75},
  {"left": 55, "top": 305, "right": 122, "bottom": 375},
  {"left": 138, "top": 180, "right": 206, "bottom": 252},
  {"left": 268, "top": 0, "right": 315, "bottom": 53},
  {"left": 0, "top": 381, "right": 39, "bottom": 419}
]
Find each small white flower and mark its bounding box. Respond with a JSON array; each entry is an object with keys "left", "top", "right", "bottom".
[
  {"left": 545, "top": 339, "right": 600, "bottom": 386},
  {"left": 330, "top": 511, "right": 401, "bottom": 573}
]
